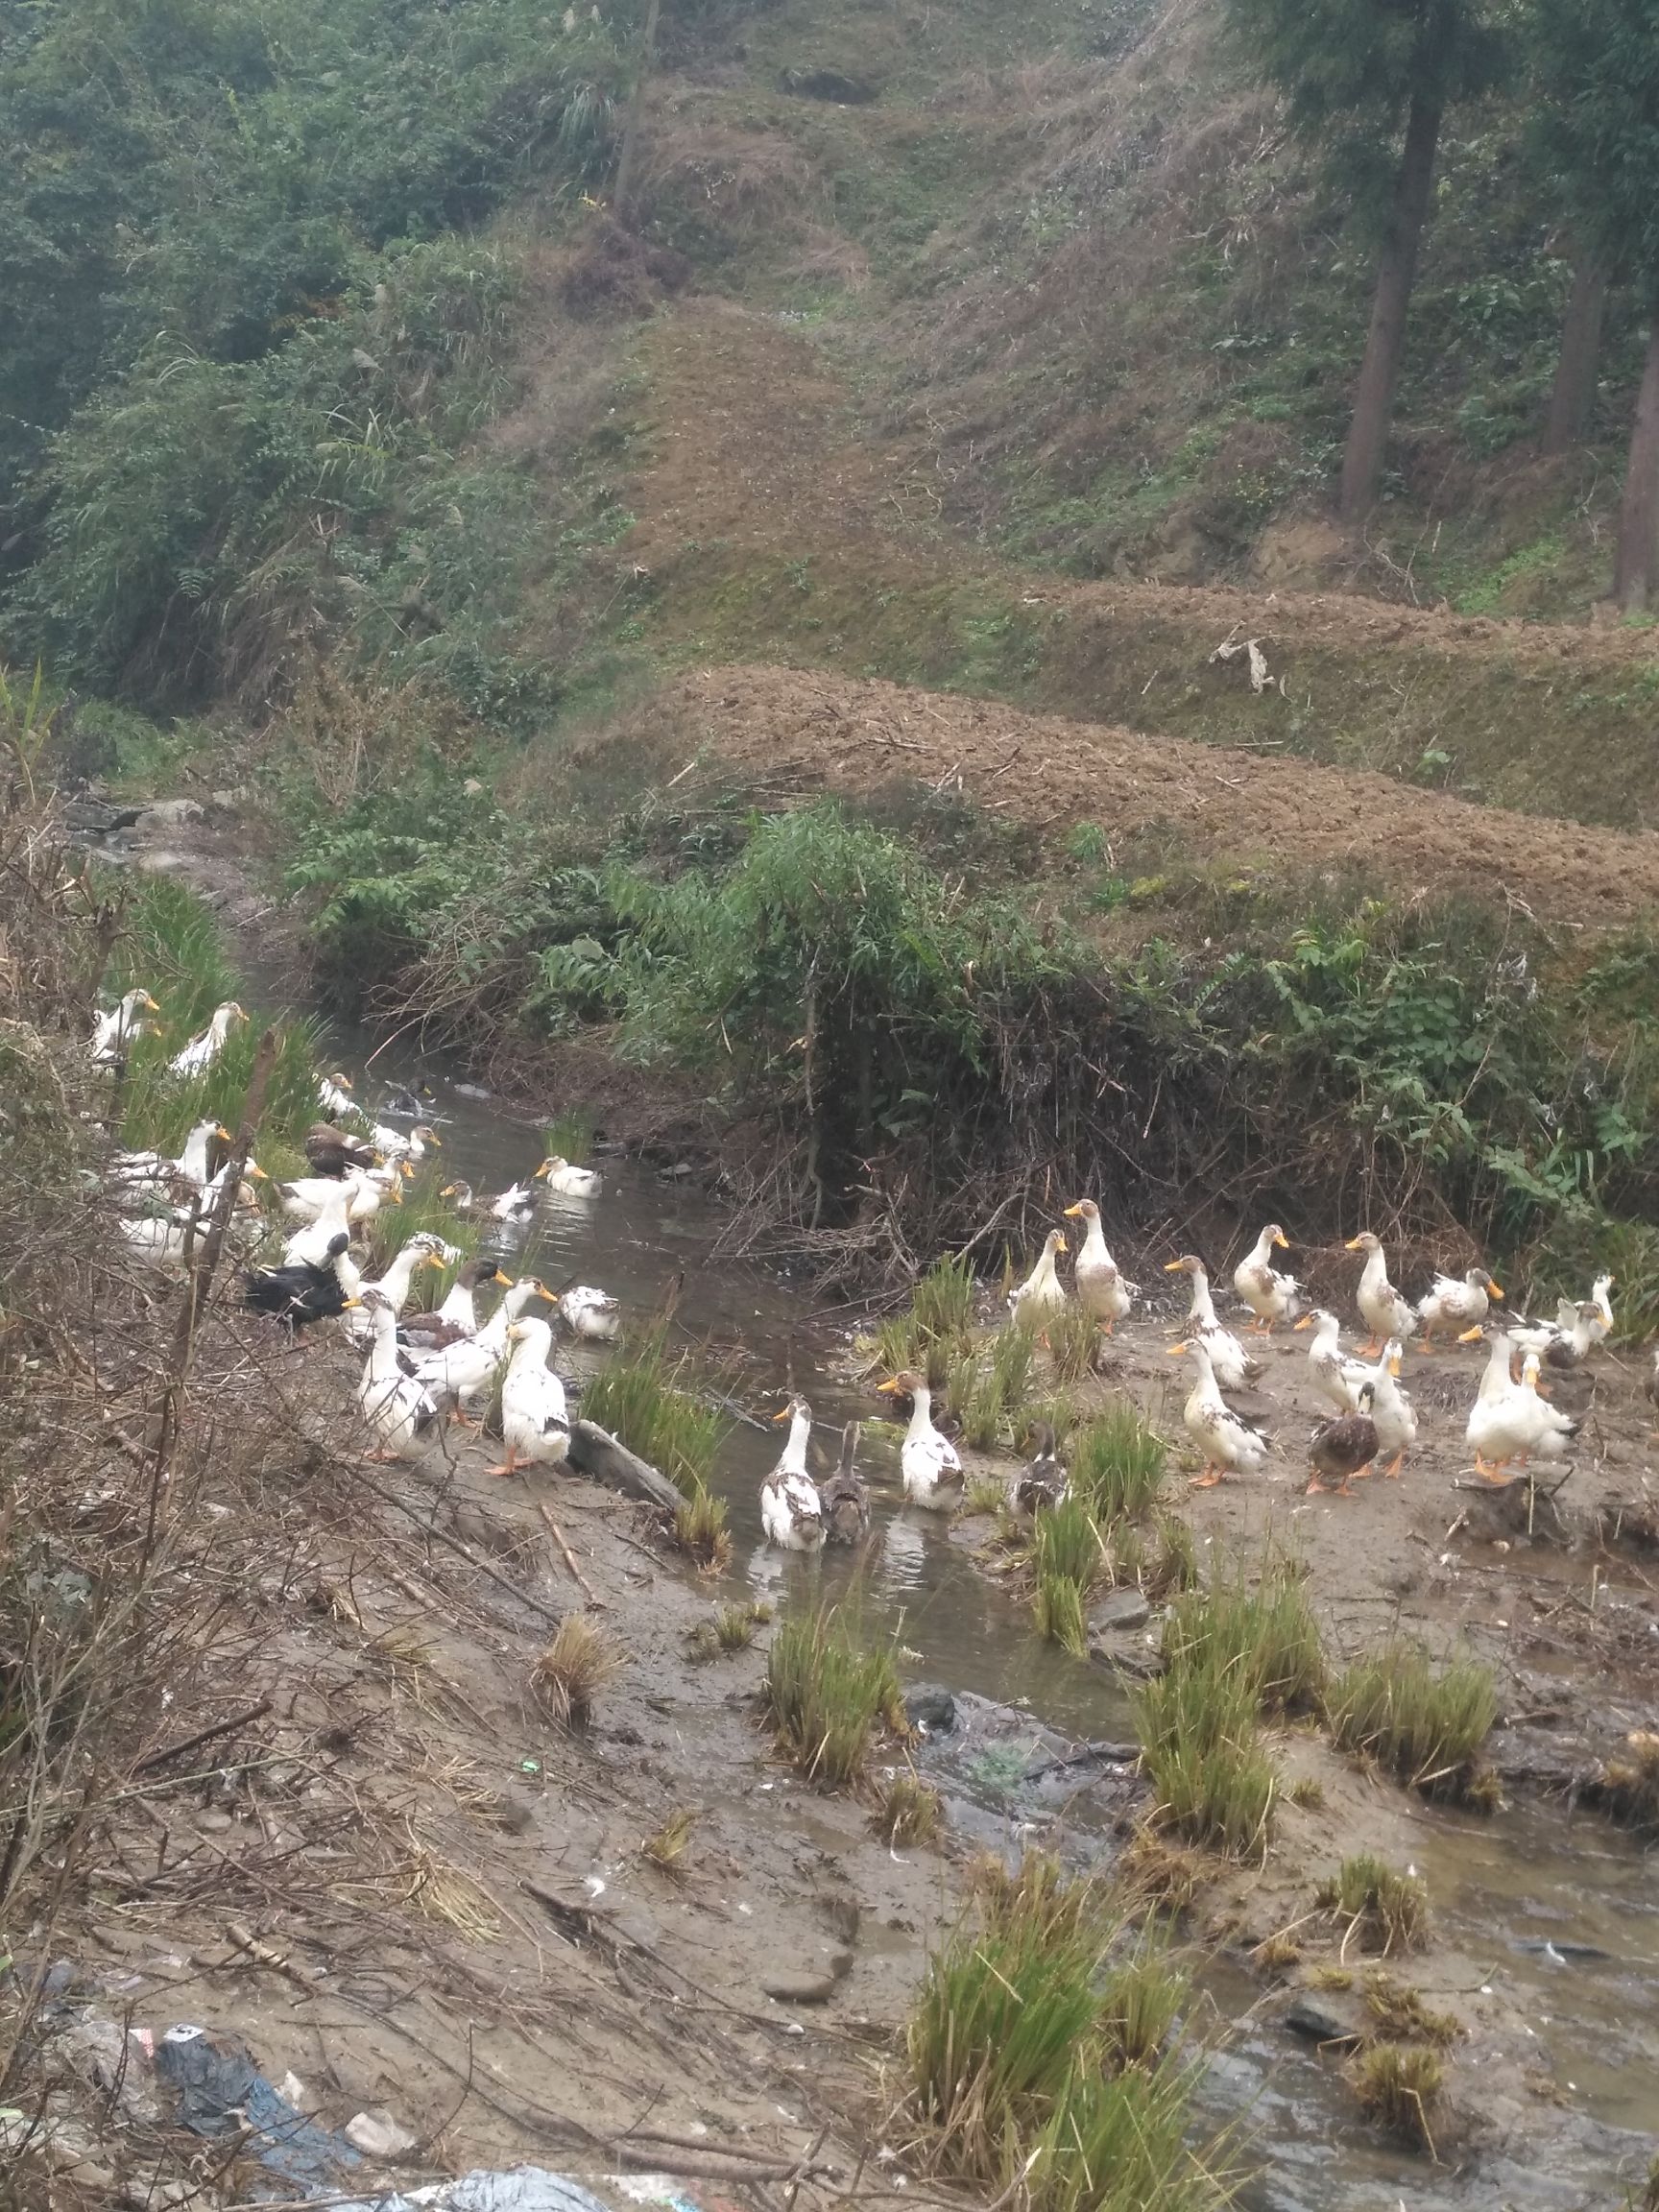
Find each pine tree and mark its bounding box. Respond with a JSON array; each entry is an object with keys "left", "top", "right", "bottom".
[
  {"left": 1226, "top": 0, "right": 1513, "bottom": 529},
  {"left": 1531, "top": 0, "right": 1659, "bottom": 608}
]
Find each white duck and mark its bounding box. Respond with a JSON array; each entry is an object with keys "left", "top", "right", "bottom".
[
  {"left": 169, "top": 1000, "right": 247, "bottom": 1077},
  {"left": 1063, "top": 1199, "right": 1134, "bottom": 1331},
  {"left": 343, "top": 1235, "right": 446, "bottom": 1348},
  {"left": 111, "top": 1118, "right": 228, "bottom": 1194},
  {"left": 1417, "top": 1266, "right": 1502, "bottom": 1349},
  {"left": 1558, "top": 1273, "right": 1614, "bottom": 1346},
  {"left": 560, "top": 1286, "right": 621, "bottom": 1341},
  {"left": 1463, "top": 1326, "right": 1578, "bottom": 1479},
  {"left": 397, "top": 1257, "right": 511, "bottom": 1350},
  {"left": 536, "top": 1154, "right": 602, "bottom": 1198},
  {"left": 1163, "top": 1256, "right": 1261, "bottom": 1391},
  {"left": 282, "top": 1183, "right": 357, "bottom": 1266},
  {"left": 760, "top": 1395, "right": 826, "bottom": 1551},
  {"left": 1510, "top": 1299, "right": 1600, "bottom": 1377},
  {"left": 1233, "top": 1223, "right": 1301, "bottom": 1333},
  {"left": 469, "top": 1276, "right": 557, "bottom": 1368},
  {"left": 1169, "top": 1339, "right": 1269, "bottom": 1487},
  {"left": 1346, "top": 1232, "right": 1416, "bottom": 1353},
  {"left": 441, "top": 1178, "right": 537, "bottom": 1224},
  {"left": 356, "top": 1290, "right": 442, "bottom": 1461},
  {"left": 1363, "top": 1339, "right": 1419, "bottom": 1479},
  {"left": 118, "top": 1212, "right": 196, "bottom": 1265},
  {"left": 91, "top": 988, "right": 159, "bottom": 1065},
  {"left": 1009, "top": 1229, "right": 1069, "bottom": 1332},
  {"left": 317, "top": 1070, "right": 360, "bottom": 1118},
  {"left": 1294, "top": 1309, "right": 1371, "bottom": 1415},
  {"left": 878, "top": 1369, "right": 965, "bottom": 1509},
  {"left": 372, "top": 1121, "right": 443, "bottom": 1163},
  {"left": 488, "top": 1317, "right": 570, "bottom": 1477}
]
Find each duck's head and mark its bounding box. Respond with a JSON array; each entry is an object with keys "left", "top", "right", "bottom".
[
  {"left": 440, "top": 1180, "right": 472, "bottom": 1206},
  {"left": 1027, "top": 1421, "right": 1058, "bottom": 1458},
  {"left": 1063, "top": 1199, "right": 1098, "bottom": 1224},
  {"left": 1045, "top": 1229, "right": 1069, "bottom": 1258},
  {"left": 1382, "top": 1337, "right": 1406, "bottom": 1375},
  {"left": 1164, "top": 1254, "right": 1205, "bottom": 1278},
  {"left": 772, "top": 1393, "right": 812, "bottom": 1425},
  {"left": 1293, "top": 1308, "right": 1337, "bottom": 1334},
  {"left": 460, "top": 1257, "right": 512, "bottom": 1288},
  {"left": 1470, "top": 1268, "right": 1503, "bottom": 1299},
  {"left": 411, "top": 1124, "right": 442, "bottom": 1146},
  {"left": 878, "top": 1369, "right": 926, "bottom": 1401},
  {"left": 326, "top": 1070, "right": 353, "bottom": 1092},
  {"left": 534, "top": 1155, "right": 567, "bottom": 1180},
  {"left": 1356, "top": 1380, "right": 1377, "bottom": 1413},
  {"left": 1262, "top": 1223, "right": 1289, "bottom": 1251},
  {"left": 1344, "top": 1232, "right": 1382, "bottom": 1254}
]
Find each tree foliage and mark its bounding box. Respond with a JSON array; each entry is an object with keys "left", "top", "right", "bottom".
[{"left": 1530, "top": 0, "right": 1659, "bottom": 301}]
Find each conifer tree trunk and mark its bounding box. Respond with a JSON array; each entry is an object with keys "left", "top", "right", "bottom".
[
  {"left": 1338, "top": 88, "right": 1444, "bottom": 529},
  {"left": 1543, "top": 252, "right": 1607, "bottom": 456},
  {"left": 1615, "top": 309, "right": 1659, "bottom": 613}
]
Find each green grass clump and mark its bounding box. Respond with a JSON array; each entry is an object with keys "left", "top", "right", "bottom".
[
  {"left": 542, "top": 1108, "right": 596, "bottom": 1165},
  {"left": 905, "top": 1856, "right": 1219, "bottom": 2210},
  {"left": 1029, "top": 1494, "right": 1110, "bottom": 1655},
  {"left": 1135, "top": 1656, "right": 1277, "bottom": 1861},
  {"left": 1318, "top": 1854, "right": 1430, "bottom": 1956},
  {"left": 368, "top": 1184, "right": 480, "bottom": 1282},
  {"left": 764, "top": 1604, "right": 903, "bottom": 1789},
  {"left": 912, "top": 1252, "right": 977, "bottom": 1345},
  {"left": 1144, "top": 1514, "right": 1200, "bottom": 1597},
  {"left": 945, "top": 1321, "right": 1036, "bottom": 1451},
  {"left": 1327, "top": 1644, "right": 1497, "bottom": 1798},
  {"left": 963, "top": 1471, "right": 1008, "bottom": 1516},
  {"left": 1046, "top": 1304, "right": 1100, "bottom": 1382},
  {"left": 1069, "top": 1402, "right": 1167, "bottom": 1525},
  {"left": 1346, "top": 2041, "right": 1445, "bottom": 2152},
  {"left": 580, "top": 1325, "right": 731, "bottom": 1496},
  {"left": 1161, "top": 1561, "right": 1325, "bottom": 1717}
]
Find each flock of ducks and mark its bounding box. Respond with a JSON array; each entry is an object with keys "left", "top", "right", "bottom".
[
  {"left": 96, "top": 991, "right": 1632, "bottom": 1551},
  {"left": 95, "top": 996, "right": 620, "bottom": 1479}
]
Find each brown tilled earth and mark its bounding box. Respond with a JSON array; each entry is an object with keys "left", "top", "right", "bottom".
[{"left": 593, "top": 660, "right": 1659, "bottom": 928}]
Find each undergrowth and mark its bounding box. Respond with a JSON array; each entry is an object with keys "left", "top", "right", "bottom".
[
  {"left": 1327, "top": 1644, "right": 1498, "bottom": 1802},
  {"left": 764, "top": 1602, "right": 904, "bottom": 1789}
]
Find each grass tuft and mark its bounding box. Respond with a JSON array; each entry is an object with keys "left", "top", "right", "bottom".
[
  {"left": 542, "top": 1108, "right": 596, "bottom": 1165},
  {"left": 1034, "top": 1570, "right": 1090, "bottom": 1658},
  {"left": 1327, "top": 1644, "right": 1497, "bottom": 1799},
  {"left": 1361, "top": 1970, "right": 1461, "bottom": 2045},
  {"left": 904, "top": 1856, "right": 1218, "bottom": 2209},
  {"left": 1046, "top": 1304, "right": 1100, "bottom": 1382},
  {"left": 874, "top": 1770, "right": 943, "bottom": 1847},
  {"left": 673, "top": 1481, "right": 732, "bottom": 1574},
  {"left": 1317, "top": 1853, "right": 1430, "bottom": 1956},
  {"left": 641, "top": 1807, "right": 695, "bottom": 1872},
  {"left": 963, "top": 1471, "right": 1008, "bottom": 1517},
  {"left": 1162, "top": 1563, "right": 1325, "bottom": 1717},
  {"left": 1135, "top": 1655, "right": 1277, "bottom": 1861},
  {"left": 581, "top": 1324, "right": 730, "bottom": 1495},
  {"left": 764, "top": 1603, "right": 902, "bottom": 1789},
  {"left": 531, "top": 1616, "right": 623, "bottom": 1730},
  {"left": 1346, "top": 2041, "right": 1444, "bottom": 2152},
  {"left": 1068, "top": 1401, "right": 1167, "bottom": 1525}
]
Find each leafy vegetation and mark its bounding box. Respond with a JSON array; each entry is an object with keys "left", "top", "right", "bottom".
[{"left": 903, "top": 1856, "right": 1221, "bottom": 2212}]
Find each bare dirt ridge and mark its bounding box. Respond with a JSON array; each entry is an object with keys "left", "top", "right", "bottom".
[
  {"left": 620, "top": 302, "right": 1659, "bottom": 832},
  {"left": 595, "top": 660, "right": 1659, "bottom": 929}
]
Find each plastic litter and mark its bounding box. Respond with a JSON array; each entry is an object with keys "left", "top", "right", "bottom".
[
  {"left": 332, "top": 2173, "right": 614, "bottom": 2212},
  {"left": 155, "top": 2025, "right": 359, "bottom": 2187},
  {"left": 345, "top": 2109, "right": 421, "bottom": 2159}
]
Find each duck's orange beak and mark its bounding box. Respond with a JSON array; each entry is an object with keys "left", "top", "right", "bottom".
[
  {"left": 1344, "top": 1236, "right": 1364, "bottom": 1251},
  {"left": 1293, "top": 1314, "right": 1314, "bottom": 1331}
]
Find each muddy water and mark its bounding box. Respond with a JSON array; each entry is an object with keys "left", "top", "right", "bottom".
[{"left": 223, "top": 951, "right": 1656, "bottom": 2204}]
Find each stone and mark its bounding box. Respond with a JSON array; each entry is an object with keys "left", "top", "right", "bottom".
[
  {"left": 1089, "top": 1586, "right": 1152, "bottom": 1633},
  {"left": 904, "top": 1685, "right": 956, "bottom": 1737},
  {"left": 1283, "top": 1993, "right": 1364, "bottom": 2049}
]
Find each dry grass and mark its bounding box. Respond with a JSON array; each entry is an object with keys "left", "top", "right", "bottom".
[
  {"left": 874, "top": 1769, "right": 943, "bottom": 1847},
  {"left": 673, "top": 1481, "right": 733, "bottom": 1573},
  {"left": 1346, "top": 2041, "right": 1445, "bottom": 2152},
  {"left": 1317, "top": 1853, "right": 1430, "bottom": 1958},
  {"left": 531, "top": 1615, "right": 625, "bottom": 1729},
  {"left": 1361, "top": 1970, "right": 1461, "bottom": 2047},
  {"left": 641, "top": 1807, "right": 696, "bottom": 1871}
]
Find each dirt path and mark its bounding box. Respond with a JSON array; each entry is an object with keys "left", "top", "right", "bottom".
[
  {"left": 625, "top": 302, "right": 1659, "bottom": 831},
  {"left": 589, "top": 660, "right": 1659, "bottom": 929}
]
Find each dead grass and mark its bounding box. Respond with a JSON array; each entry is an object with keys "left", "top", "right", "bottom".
[
  {"left": 874, "top": 1769, "right": 943, "bottom": 1848},
  {"left": 641, "top": 1806, "right": 697, "bottom": 1871},
  {"left": 1347, "top": 2041, "right": 1445, "bottom": 2152},
  {"left": 531, "top": 1615, "right": 625, "bottom": 1729}
]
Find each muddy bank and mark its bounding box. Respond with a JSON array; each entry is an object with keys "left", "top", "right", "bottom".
[{"left": 37, "top": 790, "right": 1659, "bottom": 2207}]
